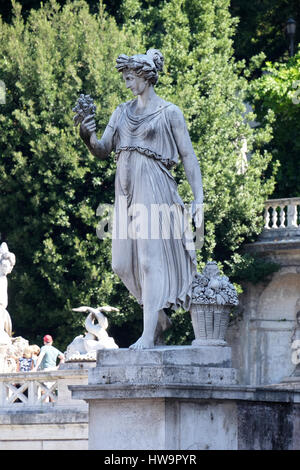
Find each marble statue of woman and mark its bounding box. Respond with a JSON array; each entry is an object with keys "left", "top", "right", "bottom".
[
  {"left": 79, "top": 49, "right": 203, "bottom": 349},
  {"left": 0, "top": 242, "right": 16, "bottom": 343}
]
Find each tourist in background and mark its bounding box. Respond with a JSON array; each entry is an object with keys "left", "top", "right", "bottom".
[
  {"left": 29, "top": 344, "right": 40, "bottom": 368},
  {"left": 17, "top": 347, "right": 33, "bottom": 372},
  {"left": 32, "top": 335, "right": 64, "bottom": 371},
  {"left": 16, "top": 347, "right": 34, "bottom": 372}
]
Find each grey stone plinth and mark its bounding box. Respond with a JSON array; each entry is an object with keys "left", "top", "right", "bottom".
[
  {"left": 68, "top": 347, "right": 300, "bottom": 450},
  {"left": 69, "top": 382, "right": 300, "bottom": 450},
  {"left": 89, "top": 345, "right": 237, "bottom": 386},
  {"left": 280, "top": 375, "right": 300, "bottom": 389},
  {"left": 192, "top": 339, "right": 227, "bottom": 346}
]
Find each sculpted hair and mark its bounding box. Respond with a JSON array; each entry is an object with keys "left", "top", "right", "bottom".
[{"left": 116, "top": 49, "right": 164, "bottom": 85}]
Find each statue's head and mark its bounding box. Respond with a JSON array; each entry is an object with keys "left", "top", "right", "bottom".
[
  {"left": 0, "top": 243, "right": 16, "bottom": 276},
  {"left": 116, "top": 49, "right": 164, "bottom": 86}
]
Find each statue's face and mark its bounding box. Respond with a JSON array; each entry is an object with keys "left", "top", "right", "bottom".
[{"left": 122, "top": 70, "right": 148, "bottom": 96}]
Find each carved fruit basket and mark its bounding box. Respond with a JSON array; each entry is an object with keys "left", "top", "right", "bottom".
[
  {"left": 190, "top": 303, "right": 231, "bottom": 346},
  {"left": 190, "top": 262, "right": 238, "bottom": 346}
]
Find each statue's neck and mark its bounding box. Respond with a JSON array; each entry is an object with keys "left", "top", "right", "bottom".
[{"left": 135, "top": 86, "right": 157, "bottom": 113}]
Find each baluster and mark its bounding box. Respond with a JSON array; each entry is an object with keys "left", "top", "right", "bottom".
[
  {"left": 28, "top": 380, "right": 36, "bottom": 406},
  {"left": 287, "top": 203, "right": 298, "bottom": 228},
  {"left": 264, "top": 205, "right": 271, "bottom": 229},
  {"left": 279, "top": 204, "right": 286, "bottom": 228},
  {"left": 270, "top": 205, "right": 277, "bottom": 228}
]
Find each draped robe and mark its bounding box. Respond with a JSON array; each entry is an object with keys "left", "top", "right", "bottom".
[{"left": 108, "top": 99, "right": 197, "bottom": 312}]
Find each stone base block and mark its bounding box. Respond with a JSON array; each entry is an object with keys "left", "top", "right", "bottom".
[
  {"left": 70, "top": 382, "right": 300, "bottom": 450},
  {"left": 69, "top": 346, "right": 300, "bottom": 450},
  {"left": 88, "top": 397, "right": 237, "bottom": 450},
  {"left": 192, "top": 339, "right": 227, "bottom": 347},
  {"left": 89, "top": 346, "right": 237, "bottom": 386}
]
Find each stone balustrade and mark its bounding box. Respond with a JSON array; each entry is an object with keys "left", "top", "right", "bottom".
[
  {"left": 0, "top": 365, "right": 91, "bottom": 449},
  {"left": 264, "top": 197, "right": 300, "bottom": 231},
  {"left": 1, "top": 372, "right": 57, "bottom": 407},
  {"left": 0, "top": 365, "right": 89, "bottom": 409}
]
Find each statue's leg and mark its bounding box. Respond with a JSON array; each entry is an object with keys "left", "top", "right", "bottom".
[
  {"left": 154, "top": 309, "right": 172, "bottom": 345},
  {"left": 129, "top": 237, "right": 166, "bottom": 349},
  {"left": 129, "top": 269, "right": 160, "bottom": 350}
]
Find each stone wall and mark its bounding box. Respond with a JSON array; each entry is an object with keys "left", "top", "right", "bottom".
[
  {"left": 0, "top": 408, "right": 88, "bottom": 450},
  {"left": 71, "top": 379, "right": 300, "bottom": 450},
  {"left": 237, "top": 400, "right": 300, "bottom": 450},
  {"left": 227, "top": 201, "right": 300, "bottom": 385},
  {"left": 227, "top": 272, "right": 300, "bottom": 384}
]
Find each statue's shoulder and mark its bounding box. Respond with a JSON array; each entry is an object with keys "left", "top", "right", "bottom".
[
  {"left": 108, "top": 100, "right": 134, "bottom": 126},
  {"left": 163, "top": 101, "right": 186, "bottom": 123},
  {"left": 112, "top": 100, "right": 133, "bottom": 115},
  {"left": 119, "top": 99, "right": 135, "bottom": 110}
]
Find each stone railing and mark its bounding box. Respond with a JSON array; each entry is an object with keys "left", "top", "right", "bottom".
[
  {"left": 0, "top": 366, "right": 90, "bottom": 409},
  {"left": 264, "top": 198, "right": 300, "bottom": 230}
]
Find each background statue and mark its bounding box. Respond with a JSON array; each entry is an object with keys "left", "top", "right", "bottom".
[
  {"left": 78, "top": 49, "right": 203, "bottom": 349},
  {"left": 0, "top": 242, "right": 16, "bottom": 343},
  {"left": 65, "top": 306, "right": 119, "bottom": 360}
]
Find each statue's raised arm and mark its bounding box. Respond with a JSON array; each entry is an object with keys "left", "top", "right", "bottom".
[{"left": 73, "top": 93, "right": 114, "bottom": 159}]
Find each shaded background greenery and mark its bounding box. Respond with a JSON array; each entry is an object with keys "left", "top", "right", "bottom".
[
  {"left": 0, "top": 0, "right": 298, "bottom": 351},
  {"left": 1, "top": 0, "right": 299, "bottom": 63}
]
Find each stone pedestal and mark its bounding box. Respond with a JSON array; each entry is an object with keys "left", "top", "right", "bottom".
[
  {"left": 69, "top": 345, "right": 242, "bottom": 450},
  {"left": 89, "top": 346, "right": 237, "bottom": 386},
  {"left": 86, "top": 391, "right": 238, "bottom": 450},
  {"left": 70, "top": 379, "right": 300, "bottom": 450},
  {"left": 69, "top": 345, "right": 300, "bottom": 450}
]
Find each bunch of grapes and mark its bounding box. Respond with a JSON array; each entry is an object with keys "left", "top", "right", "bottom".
[{"left": 72, "top": 94, "right": 96, "bottom": 126}]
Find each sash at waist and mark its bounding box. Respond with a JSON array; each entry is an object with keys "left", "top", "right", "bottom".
[{"left": 115, "top": 146, "right": 176, "bottom": 170}]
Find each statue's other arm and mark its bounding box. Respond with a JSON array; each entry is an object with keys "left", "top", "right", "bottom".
[{"left": 170, "top": 105, "right": 204, "bottom": 205}]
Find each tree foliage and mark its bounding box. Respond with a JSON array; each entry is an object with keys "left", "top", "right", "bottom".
[
  {"left": 0, "top": 0, "right": 276, "bottom": 349},
  {"left": 0, "top": 0, "right": 142, "bottom": 349},
  {"left": 250, "top": 51, "right": 300, "bottom": 197},
  {"left": 230, "top": 0, "right": 300, "bottom": 64},
  {"left": 0, "top": 0, "right": 123, "bottom": 23},
  {"left": 2, "top": 0, "right": 300, "bottom": 65}
]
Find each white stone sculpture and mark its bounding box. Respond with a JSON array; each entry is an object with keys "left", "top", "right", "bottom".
[
  {"left": 4, "top": 336, "right": 30, "bottom": 372},
  {"left": 0, "top": 242, "right": 16, "bottom": 345},
  {"left": 65, "top": 306, "right": 119, "bottom": 361},
  {"left": 78, "top": 49, "right": 204, "bottom": 349},
  {"left": 0, "top": 243, "right": 38, "bottom": 372}
]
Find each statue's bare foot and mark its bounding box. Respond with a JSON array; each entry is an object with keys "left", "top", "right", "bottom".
[{"left": 129, "top": 335, "right": 154, "bottom": 350}]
